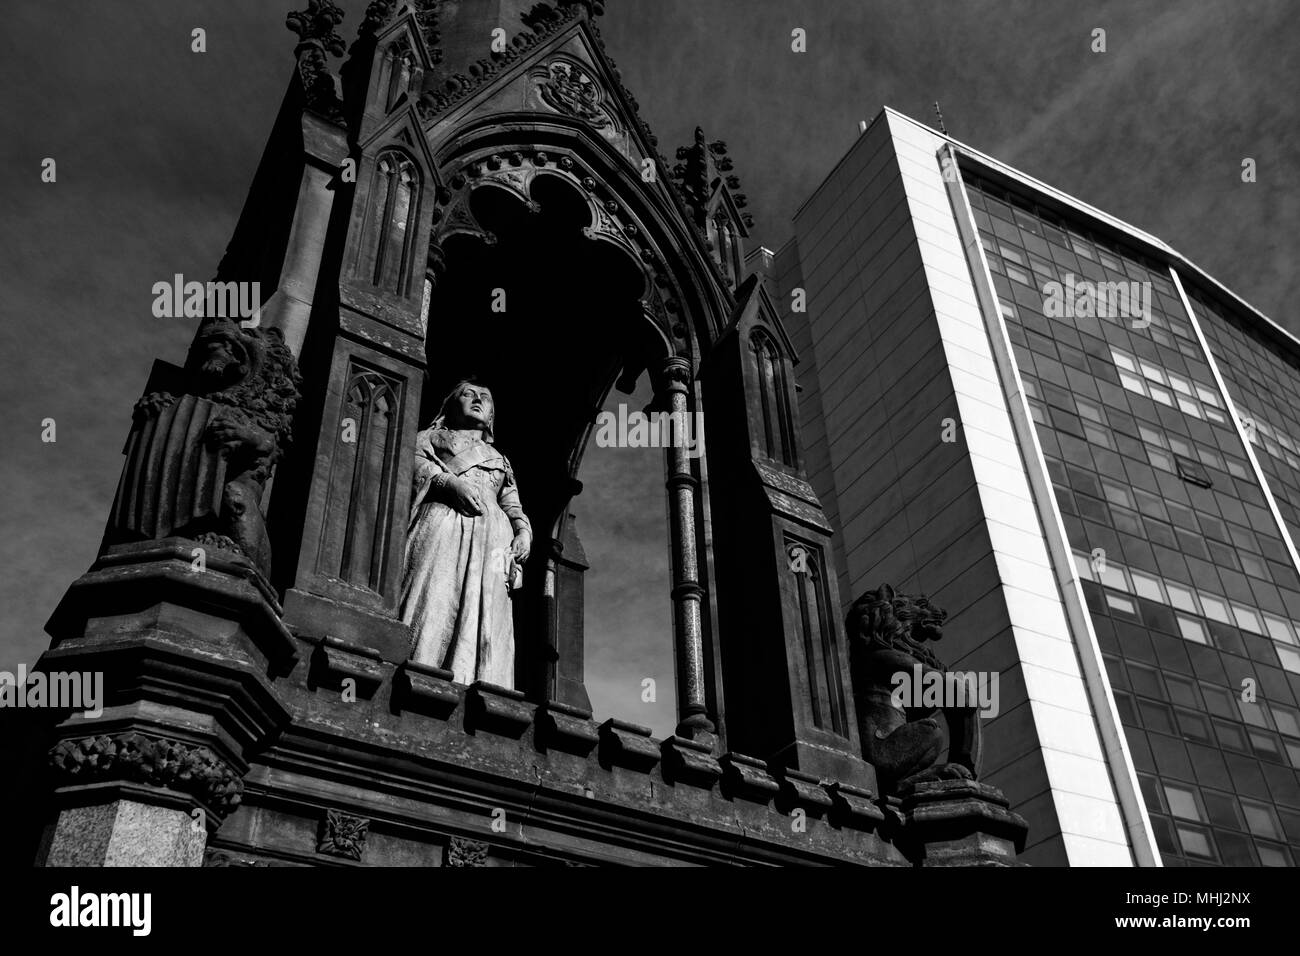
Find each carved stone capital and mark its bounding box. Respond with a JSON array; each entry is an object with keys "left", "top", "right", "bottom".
[
  {"left": 659, "top": 355, "right": 693, "bottom": 390},
  {"left": 48, "top": 732, "right": 244, "bottom": 819}
]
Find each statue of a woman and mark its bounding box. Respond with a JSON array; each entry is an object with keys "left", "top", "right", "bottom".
[{"left": 400, "top": 381, "right": 532, "bottom": 688}]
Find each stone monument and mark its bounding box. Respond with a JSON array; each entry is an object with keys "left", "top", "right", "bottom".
[{"left": 4, "top": 0, "right": 1025, "bottom": 867}]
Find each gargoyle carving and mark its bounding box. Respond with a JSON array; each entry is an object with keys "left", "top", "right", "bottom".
[{"left": 847, "top": 584, "right": 984, "bottom": 791}]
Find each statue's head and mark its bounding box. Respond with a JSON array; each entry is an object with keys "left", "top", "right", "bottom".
[
  {"left": 183, "top": 317, "right": 301, "bottom": 449},
  {"left": 905, "top": 595, "right": 948, "bottom": 644},
  {"left": 847, "top": 584, "right": 947, "bottom": 650},
  {"left": 434, "top": 380, "right": 495, "bottom": 442},
  {"left": 188, "top": 317, "right": 252, "bottom": 390}
]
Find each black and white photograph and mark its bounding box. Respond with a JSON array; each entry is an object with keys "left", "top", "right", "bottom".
[{"left": 1, "top": 0, "right": 1295, "bottom": 934}]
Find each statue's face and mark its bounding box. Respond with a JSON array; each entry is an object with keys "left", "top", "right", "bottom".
[
  {"left": 194, "top": 325, "right": 248, "bottom": 386},
  {"left": 447, "top": 383, "right": 493, "bottom": 430}
]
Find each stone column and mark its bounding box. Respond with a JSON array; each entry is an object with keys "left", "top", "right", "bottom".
[
  {"left": 258, "top": 113, "right": 350, "bottom": 357},
  {"left": 659, "top": 356, "right": 714, "bottom": 741}
]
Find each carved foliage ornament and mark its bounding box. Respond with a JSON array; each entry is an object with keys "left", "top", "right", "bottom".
[
  {"left": 286, "top": 0, "right": 346, "bottom": 119},
  {"left": 48, "top": 733, "right": 244, "bottom": 816},
  {"left": 444, "top": 836, "right": 489, "bottom": 867},
  {"left": 537, "top": 59, "right": 612, "bottom": 130}
]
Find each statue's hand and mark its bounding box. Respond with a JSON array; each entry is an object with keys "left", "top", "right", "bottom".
[
  {"left": 448, "top": 476, "right": 484, "bottom": 516},
  {"left": 509, "top": 529, "right": 531, "bottom": 565}
]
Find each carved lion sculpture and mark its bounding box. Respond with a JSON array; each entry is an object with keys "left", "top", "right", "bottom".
[
  {"left": 847, "top": 584, "right": 983, "bottom": 791},
  {"left": 132, "top": 317, "right": 302, "bottom": 576}
]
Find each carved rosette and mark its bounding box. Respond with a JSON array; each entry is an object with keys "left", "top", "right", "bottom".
[
  {"left": 48, "top": 733, "right": 244, "bottom": 818},
  {"left": 444, "top": 836, "right": 489, "bottom": 867},
  {"left": 534, "top": 59, "right": 614, "bottom": 130},
  {"left": 317, "top": 809, "right": 369, "bottom": 861}
]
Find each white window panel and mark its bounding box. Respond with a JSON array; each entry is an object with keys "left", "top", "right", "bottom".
[
  {"left": 1263, "top": 614, "right": 1294, "bottom": 644},
  {"left": 1166, "top": 583, "right": 1199, "bottom": 613},
  {"left": 1119, "top": 372, "right": 1147, "bottom": 393},
  {"left": 1130, "top": 570, "right": 1165, "bottom": 602},
  {"left": 1199, "top": 594, "right": 1232, "bottom": 623},
  {"left": 1177, "top": 616, "right": 1210, "bottom": 645},
  {"left": 1232, "top": 604, "right": 1264, "bottom": 634}
]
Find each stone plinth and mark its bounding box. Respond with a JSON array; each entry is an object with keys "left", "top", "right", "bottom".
[
  {"left": 899, "top": 778, "right": 1028, "bottom": 866},
  {"left": 43, "top": 800, "right": 205, "bottom": 867}
]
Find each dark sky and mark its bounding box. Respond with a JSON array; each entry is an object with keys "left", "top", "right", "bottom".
[{"left": 2, "top": 1, "right": 1296, "bottom": 738}]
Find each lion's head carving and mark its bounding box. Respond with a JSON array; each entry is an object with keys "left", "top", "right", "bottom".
[
  {"left": 846, "top": 583, "right": 946, "bottom": 669},
  {"left": 184, "top": 317, "right": 302, "bottom": 454}
]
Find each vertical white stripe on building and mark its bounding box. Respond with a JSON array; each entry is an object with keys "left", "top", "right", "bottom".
[{"left": 886, "top": 110, "right": 1156, "bottom": 865}]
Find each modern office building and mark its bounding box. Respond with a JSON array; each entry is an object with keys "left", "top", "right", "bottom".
[{"left": 771, "top": 107, "right": 1300, "bottom": 866}]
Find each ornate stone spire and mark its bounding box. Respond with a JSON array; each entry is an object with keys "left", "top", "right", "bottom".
[
  {"left": 287, "top": 0, "right": 347, "bottom": 119},
  {"left": 670, "top": 127, "right": 754, "bottom": 231},
  {"left": 357, "top": 1, "right": 442, "bottom": 63}
]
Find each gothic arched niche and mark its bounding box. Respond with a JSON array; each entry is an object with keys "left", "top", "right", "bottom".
[{"left": 423, "top": 172, "right": 671, "bottom": 702}]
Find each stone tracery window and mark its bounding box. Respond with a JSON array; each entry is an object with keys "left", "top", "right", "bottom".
[
  {"left": 325, "top": 366, "right": 401, "bottom": 594},
  {"left": 370, "top": 151, "right": 420, "bottom": 295},
  {"left": 384, "top": 43, "right": 416, "bottom": 111},
  {"left": 750, "top": 329, "right": 795, "bottom": 466}
]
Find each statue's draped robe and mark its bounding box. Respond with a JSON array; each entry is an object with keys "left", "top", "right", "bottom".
[{"left": 400, "top": 426, "right": 528, "bottom": 687}]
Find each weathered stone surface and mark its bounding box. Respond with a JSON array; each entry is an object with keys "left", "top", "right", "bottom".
[
  {"left": 899, "top": 779, "right": 1028, "bottom": 867},
  {"left": 536, "top": 701, "right": 600, "bottom": 756},
  {"left": 44, "top": 801, "right": 206, "bottom": 867},
  {"left": 661, "top": 735, "right": 723, "bottom": 790},
  {"left": 393, "top": 660, "right": 460, "bottom": 716},
  {"left": 466, "top": 681, "right": 534, "bottom": 737},
  {"left": 719, "top": 752, "right": 780, "bottom": 803}
]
